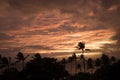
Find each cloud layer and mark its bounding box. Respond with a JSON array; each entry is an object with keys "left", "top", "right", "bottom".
[{"left": 0, "top": 0, "right": 120, "bottom": 57}]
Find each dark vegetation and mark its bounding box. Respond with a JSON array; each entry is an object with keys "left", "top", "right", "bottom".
[{"left": 0, "top": 42, "right": 120, "bottom": 80}]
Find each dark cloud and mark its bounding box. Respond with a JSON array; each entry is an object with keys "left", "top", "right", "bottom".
[
  {"left": 25, "top": 45, "right": 54, "bottom": 50},
  {"left": 26, "top": 30, "right": 49, "bottom": 35},
  {"left": 97, "top": 0, "right": 120, "bottom": 55},
  {"left": 0, "top": 32, "right": 14, "bottom": 40}
]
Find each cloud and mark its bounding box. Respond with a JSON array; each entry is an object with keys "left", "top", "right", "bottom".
[
  {"left": 24, "top": 45, "right": 54, "bottom": 50},
  {"left": 0, "top": 32, "right": 14, "bottom": 40},
  {"left": 0, "top": 0, "right": 120, "bottom": 57}
]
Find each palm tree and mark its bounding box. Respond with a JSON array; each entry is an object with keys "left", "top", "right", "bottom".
[
  {"left": 87, "top": 58, "right": 94, "bottom": 73},
  {"left": 110, "top": 56, "right": 116, "bottom": 64},
  {"left": 33, "top": 53, "right": 41, "bottom": 61},
  {"left": 0, "top": 54, "right": 2, "bottom": 68},
  {"left": 67, "top": 56, "right": 74, "bottom": 74},
  {"left": 16, "top": 52, "right": 29, "bottom": 69},
  {"left": 77, "top": 63, "right": 81, "bottom": 73},
  {"left": 79, "top": 54, "right": 86, "bottom": 72},
  {"left": 77, "top": 42, "right": 86, "bottom": 72},
  {"left": 77, "top": 42, "right": 85, "bottom": 54},
  {"left": 95, "top": 58, "right": 101, "bottom": 69},
  {"left": 72, "top": 53, "right": 77, "bottom": 73},
  {"left": 60, "top": 58, "right": 67, "bottom": 66},
  {"left": 1, "top": 57, "right": 10, "bottom": 69},
  {"left": 100, "top": 54, "right": 110, "bottom": 66}
]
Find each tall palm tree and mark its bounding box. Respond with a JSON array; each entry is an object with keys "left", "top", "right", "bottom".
[
  {"left": 77, "top": 42, "right": 86, "bottom": 72},
  {"left": 87, "top": 58, "right": 94, "bottom": 73},
  {"left": 77, "top": 42, "right": 85, "bottom": 54},
  {"left": 16, "top": 52, "right": 29, "bottom": 69},
  {"left": 72, "top": 53, "right": 77, "bottom": 73},
  {"left": 79, "top": 54, "right": 86, "bottom": 72},
  {"left": 67, "top": 56, "right": 73, "bottom": 74},
  {"left": 0, "top": 54, "right": 2, "bottom": 68},
  {"left": 77, "top": 63, "right": 81, "bottom": 73}
]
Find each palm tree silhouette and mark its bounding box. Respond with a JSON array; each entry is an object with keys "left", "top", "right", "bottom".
[
  {"left": 1, "top": 57, "right": 10, "bottom": 69},
  {"left": 77, "top": 42, "right": 86, "bottom": 72},
  {"left": 16, "top": 52, "right": 29, "bottom": 69},
  {"left": 77, "top": 42, "right": 85, "bottom": 54},
  {"left": 100, "top": 54, "right": 110, "bottom": 66},
  {"left": 95, "top": 58, "right": 101, "bottom": 69},
  {"left": 32, "top": 53, "right": 41, "bottom": 61},
  {"left": 72, "top": 53, "right": 77, "bottom": 73},
  {"left": 0, "top": 54, "right": 2, "bottom": 68},
  {"left": 67, "top": 56, "right": 74, "bottom": 74},
  {"left": 110, "top": 56, "right": 116, "bottom": 64},
  {"left": 79, "top": 54, "right": 86, "bottom": 72},
  {"left": 77, "top": 63, "right": 81, "bottom": 73},
  {"left": 87, "top": 58, "right": 94, "bottom": 73},
  {"left": 60, "top": 58, "right": 67, "bottom": 66}
]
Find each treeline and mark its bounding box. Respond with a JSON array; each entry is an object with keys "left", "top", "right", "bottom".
[{"left": 0, "top": 52, "right": 120, "bottom": 80}]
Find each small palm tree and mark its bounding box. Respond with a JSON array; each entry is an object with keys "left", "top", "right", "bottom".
[
  {"left": 100, "top": 54, "right": 110, "bottom": 66},
  {"left": 95, "top": 58, "right": 101, "bottom": 69},
  {"left": 33, "top": 53, "right": 41, "bottom": 61},
  {"left": 60, "top": 58, "right": 67, "bottom": 66},
  {"left": 1, "top": 57, "right": 9, "bottom": 69},
  {"left": 16, "top": 52, "right": 29, "bottom": 69},
  {"left": 110, "top": 56, "right": 116, "bottom": 64}
]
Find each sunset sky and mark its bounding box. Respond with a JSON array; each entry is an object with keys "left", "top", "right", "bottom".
[{"left": 0, "top": 0, "right": 120, "bottom": 58}]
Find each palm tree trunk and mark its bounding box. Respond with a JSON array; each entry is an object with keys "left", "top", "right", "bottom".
[
  {"left": 71, "top": 61, "right": 72, "bottom": 74},
  {"left": 22, "top": 60, "right": 24, "bottom": 70},
  {"left": 82, "top": 49, "right": 86, "bottom": 73},
  {"left": 83, "top": 59, "right": 86, "bottom": 72}
]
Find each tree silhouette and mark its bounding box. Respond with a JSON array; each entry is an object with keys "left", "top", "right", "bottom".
[
  {"left": 16, "top": 52, "right": 29, "bottom": 69},
  {"left": 93, "top": 60, "right": 120, "bottom": 80},
  {"left": 1, "top": 57, "right": 11, "bottom": 69},
  {"left": 72, "top": 53, "right": 77, "bottom": 73},
  {"left": 100, "top": 54, "right": 110, "bottom": 66},
  {"left": 77, "top": 42, "right": 85, "bottom": 54},
  {"left": 67, "top": 56, "right": 74, "bottom": 74},
  {"left": 32, "top": 53, "right": 41, "bottom": 61},
  {"left": 79, "top": 54, "right": 86, "bottom": 72},
  {"left": 87, "top": 58, "right": 94, "bottom": 73},
  {"left": 60, "top": 58, "right": 67, "bottom": 66},
  {"left": 24, "top": 55, "right": 69, "bottom": 80},
  {"left": 110, "top": 56, "right": 116, "bottom": 64},
  {"left": 77, "top": 42, "right": 86, "bottom": 72},
  {"left": 95, "top": 58, "right": 101, "bottom": 69},
  {"left": 77, "top": 63, "right": 81, "bottom": 73}
]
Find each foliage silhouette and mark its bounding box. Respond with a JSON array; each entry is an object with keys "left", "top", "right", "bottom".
[
  {"left": 16, "top": 52, "right": 29, "bottom": 69},
  {"left": 0, "top": 52, "right": 119, "bottom": 80},
  {"left": 87, "top": 58, "right": 94, "bottom": 73},
  {"left": 77, "top": 42, "right": 86, "bottom": 72}
]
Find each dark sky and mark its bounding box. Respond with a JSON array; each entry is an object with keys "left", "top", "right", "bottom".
[{"left": 0, "top": 0, "right": 120, "bottom": 58}]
